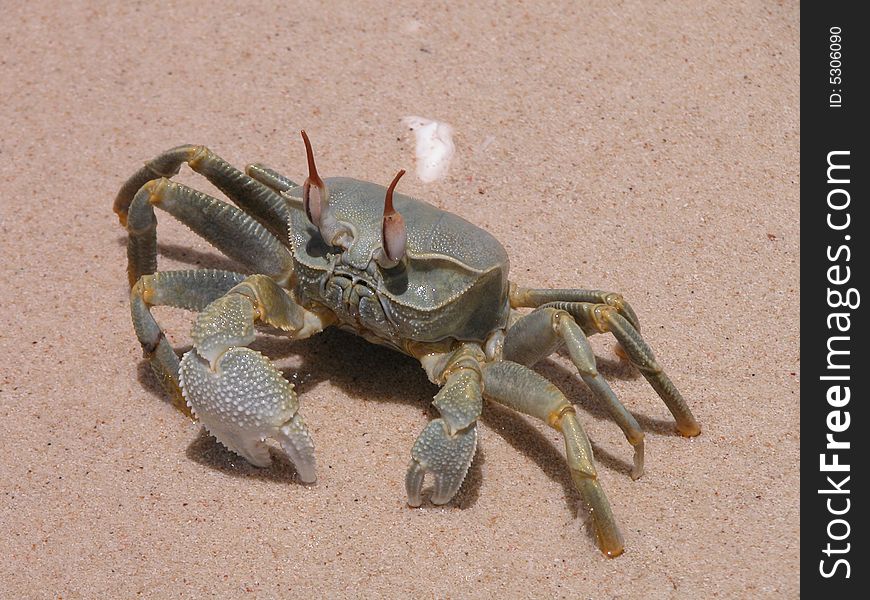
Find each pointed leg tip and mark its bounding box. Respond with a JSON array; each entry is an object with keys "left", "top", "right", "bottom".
[
  {"left": 677, "top": 421, "right": 701, "bottom": 437},
  {"left": 597, "top": 527, "right": 626, "bottom": 559},
  {"left": 630, "top": 441, "right": 645, "bottom": 480}
]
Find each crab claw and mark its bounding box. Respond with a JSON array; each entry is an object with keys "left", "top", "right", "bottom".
[
  {"left": 405, "top": 419, "right": 477, "bottom": 506},
  {"left": 179, "top": 346, "right": 317, "bottom": 483}
]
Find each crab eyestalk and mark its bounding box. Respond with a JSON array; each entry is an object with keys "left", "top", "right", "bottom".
[
  {"left": 301, "top": 130, "right": 328, "bottom": 227},
  {"left": 300, "top": 130, "right": 349, "bottom": 247},
  {"left": 378, "top": 169, "right": 408, "bottom": 269}
]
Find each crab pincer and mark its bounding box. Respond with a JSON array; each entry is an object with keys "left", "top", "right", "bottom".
[
  {"left": 178, "top": 276, "right": 324, "bottom": 483},
  {"left": 406, "top": 363, "right": 482, "bottom": 506}
]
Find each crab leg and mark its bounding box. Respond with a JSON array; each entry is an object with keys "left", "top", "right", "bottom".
[
  {"left": 548, "top": 302, "right": 700, "bottom": 438},
  {"left": 504, "top": 307, "right": 645, "bottom": 479},
  {"left": 481, "top": 360, "right": 624, "bottom": 558},
  {"left": 114, "top": 145, "right": 293, "bottom": 241},
  {"left": 130, "top": 269, "right": 248, "bottom": 415},
  {"left": 407, "top": 348, "right": 483, "bottom": 506},
  {"left": 246, "top": 163, "right": 299, "bottom": 193},
  {"left": 122, "top": 177, "right": 293, "bottom": 287},
  {"left": 510, "top": 286, "right": 641, "bottom": 332},
  {"left": 179, "top": 274, "right": 334, "bottom": 482}
]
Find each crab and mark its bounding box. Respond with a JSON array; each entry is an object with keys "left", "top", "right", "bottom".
[{"left": 113, "top": 131, "right": 700, "bottom": 558}]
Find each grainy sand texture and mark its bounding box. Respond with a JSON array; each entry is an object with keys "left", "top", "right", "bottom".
[{"left": 0, "top": 1, "right": 799, "bottom": 597}]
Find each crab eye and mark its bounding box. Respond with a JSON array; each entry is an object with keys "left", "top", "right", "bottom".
[
  {"left": 301, "top": 130, "right": 327, "bottom": 226},
  {"left": 378, "top": 169, "right": 407, "bottom": 268}
]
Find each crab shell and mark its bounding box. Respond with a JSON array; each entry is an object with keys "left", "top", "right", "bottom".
[{"left": 287, "top": 177, "right": 511, "bottom": 350}]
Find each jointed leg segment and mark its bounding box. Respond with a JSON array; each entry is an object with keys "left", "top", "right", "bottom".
[
  {"left": 481, "top": 360, "right": 624, "bottom": 557},
  {"left": 246, "top": 163, "right": 299, "bottom": 193},
  {"left": 504, "top": 307, "right": 645, "bottom": 478},
  {"left": 550, "top": 302, "right": 700, "bottom": 437},
  {"left": 511, "top": 285, "right": 641, "bottom": 332},
  {"left": 114, "top": 145, "right": 293, "bottom": 241},
  {"left": 131, "top": 269, "right": 247, "bottom": 416},
  {"left": 123, "top": 178, "right": 293, "bottom": 287},
  {"left": 510, "top": 285, "right": 700, "bottom": 438}
]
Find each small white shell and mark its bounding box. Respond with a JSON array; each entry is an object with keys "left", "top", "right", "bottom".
[{"left": 402, "top": 116, "right": 455, "bottom": 183}]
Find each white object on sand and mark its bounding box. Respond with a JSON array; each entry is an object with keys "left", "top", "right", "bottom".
[{"left": 402, "top": 116, "right": 455, "bottom": 183}]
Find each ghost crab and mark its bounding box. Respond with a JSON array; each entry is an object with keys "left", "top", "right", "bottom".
[{"left": 113, "top": 132, "right": 700, "bottom": 558}]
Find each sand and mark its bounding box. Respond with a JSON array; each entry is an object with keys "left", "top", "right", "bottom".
[{"left": 0, "top": 1, "right": 799, "bottom": 597}]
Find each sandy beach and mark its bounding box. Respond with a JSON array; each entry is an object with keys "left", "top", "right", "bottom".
[{"left": 0, "top": 1, "right": 799, "bottom": 597}]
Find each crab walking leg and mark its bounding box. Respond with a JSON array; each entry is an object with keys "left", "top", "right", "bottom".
[
  {"left": 114, "top": 145, "right": 293, "bottom": 241},
  {"left": 178, "top": 274, "right": 334, "bottom": 482},
  {"left": 554, "top": 302, "right": 700, "bottom": 437},
  {"left": 504, "top": 307, "right": 645, "bottom": 479},
  {"left": 481, "top": 360, "right": 624, "bottom": 558},
  {"left": 246, "top": 163, "right": 299, "bottom": 194},
  {"left": 406, "top": 353, "right": 483, "bottom": 506},
  {"left": 510, "top": 285, "right": 641, "bottom": 332},
  {"left": 123, "top": 177, "right": 293, "bottom": 287},
  {"left": 131, "top": 269, "right": 247, "bottom": 416}
]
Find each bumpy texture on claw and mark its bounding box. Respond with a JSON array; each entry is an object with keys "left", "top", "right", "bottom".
[
  {"left": 406, "top": 419, "right": 477, "bottom": 506},
  {"left": 179, "top": 347, "right": 316, "bottom": 483},
  {"left": 406, "top": 356, "right": 483, "bottom": 507}
]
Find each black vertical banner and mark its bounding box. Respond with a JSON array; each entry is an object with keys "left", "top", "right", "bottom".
[{"left": 802, "top": 4, "right": 868, "bottom": 596}]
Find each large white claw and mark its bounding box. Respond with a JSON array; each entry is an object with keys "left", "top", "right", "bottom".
[{"left": 179, "top": 347, "right": 316, "bottom": 483}]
